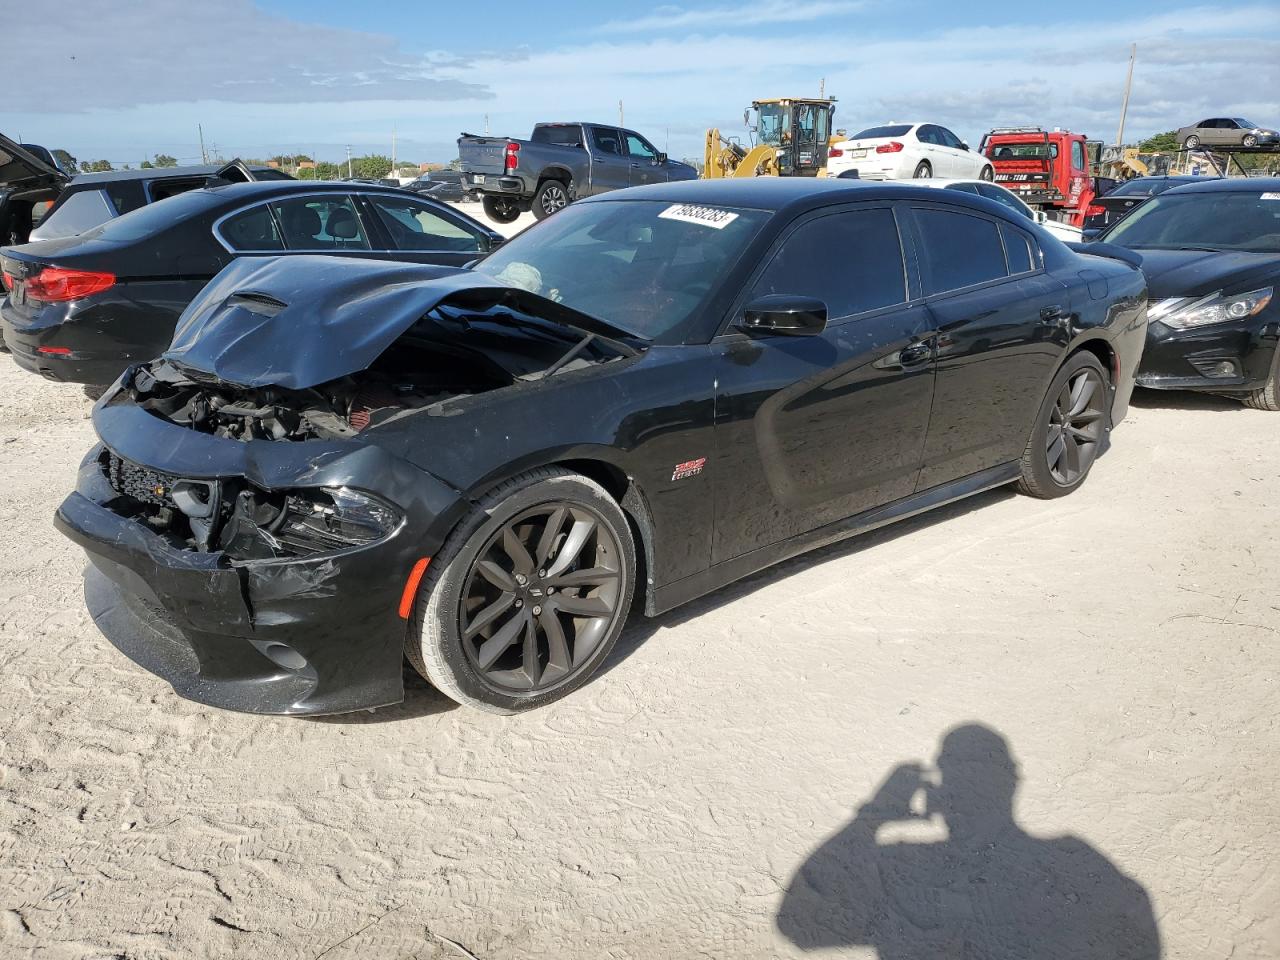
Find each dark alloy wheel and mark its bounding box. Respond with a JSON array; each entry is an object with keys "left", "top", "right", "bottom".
[
  {"left": 407, "top": 468, "right": 636, "bottom": 713},
  {"left": 913, "top": 161, "right": 932, "bottom": 178},
  {"left": 1015, "top": 351, "right": 1110, "bottom": 499},
  {"left": 482, "top": 195, "right": 520, "bottom": 224},
  {"left": 979, "top": 165, "right": 995, "bottom": 181},
  {"left": 459, "top": 503, "right": 624, "bottom": 694},
  {"left": 532, "top": 180, "right": 570, "bottom": 220},
  {"left": 1184, "top": 135, "right": 1200, "bottom": 149}
]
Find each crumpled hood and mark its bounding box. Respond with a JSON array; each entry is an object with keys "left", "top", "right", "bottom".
[
  {"left": 1138, "top": 248, "right": 1280, "bottom": 300},
  {"left": 163, "top": 255, "right": 639, "bottom": 389}
]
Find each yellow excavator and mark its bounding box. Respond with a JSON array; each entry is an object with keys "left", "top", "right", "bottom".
[{"left": 704, "top": 97, "right": 840, "bottom": 178}]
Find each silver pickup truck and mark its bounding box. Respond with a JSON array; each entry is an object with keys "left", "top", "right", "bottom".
[{"left": 458, "top": 122, "right": 698, "bottom": 223}]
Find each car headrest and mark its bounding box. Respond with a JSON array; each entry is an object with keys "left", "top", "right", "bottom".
[
  {"left": 283, "top": 204, "right": 322, "bottom": 238},
  {"left": 327, "top": 206, "right": 358, "bottom": 240}
]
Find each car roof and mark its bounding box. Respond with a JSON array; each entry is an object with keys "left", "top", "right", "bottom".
[
  {"left": 198, "top": 179, "right": 411, "bottom": 202},
  {"left": 1161, "top": 176, "right": 1280, "bottom": 195},
  {"left": 70, "top": 163, "right": 279, "bottom": 185},
  {"left": 576, "top": 177, "right": 1023, "bottom": 217}
]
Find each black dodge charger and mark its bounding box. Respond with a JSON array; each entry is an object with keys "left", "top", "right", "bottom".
[{"left": 56, "top": 178, "right": 1148, "bottom": 715}]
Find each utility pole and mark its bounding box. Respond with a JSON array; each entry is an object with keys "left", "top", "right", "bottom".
[
  {"left": 391, "top": 127, "right": 397, "bottom": 177},
  {"left": 1115, "top": 43, "right": 1136, "bottom": 147},
  {"left": 198, "top": 124, "right": 207, "bottom": 164},
  {"left": 484, "top": 113, "right": 490, "bottom": 135},
  {"left": 619, "top": 100, "right": 624, "bottom": 126},
  {"left": 346, "top": 144, "right": 353, "bottom": 179},
  {"left": 819, "top": 77, "right": 825, "bottom": 98}
]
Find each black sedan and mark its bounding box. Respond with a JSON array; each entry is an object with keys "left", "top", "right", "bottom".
[
  {"left": 1097, "top": 177, "right": 1280, "bottom": 409},
  {"left": 56, "top": 178, "right": 1147, "bottom": 716},
  {"left": 1, "top": 181, "right": 504, "bottom": 387},
  {"left": 1082, "top": 175, "right": 1217, "bottom": 239}
]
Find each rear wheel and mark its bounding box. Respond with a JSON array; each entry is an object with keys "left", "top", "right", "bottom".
[
  {"left": 407, "top": 468, "right": 636, "bottom": 714},
  {"left": 1183, "top": 135, "right": 1201, "bottom": 149},
  {"left": 1242, "top": 134, "right": 1259, "bottom": 148},
  {"left": 482, "top": 195, "right": 520, "bottom": 224},
  {"left": 1016, "top": 352, "right": 1110, "bottom": 499},
  {"left": 532, "top": 179, "right": 571, "bottom": 220},
  {"left": 913, "top": 161, "right": 932, "bottom": 178},
  {"left": 979, "top": 165, "right": 995, "bottom": 181}
]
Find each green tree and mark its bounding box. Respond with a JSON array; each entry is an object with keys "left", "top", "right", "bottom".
[
  {"left": 79, "top": 159, "right": 113, "bottom": 173},
  {"left": 153, "top": 154, "right": 178, "bottom": 168},
  {"left": 51, "top": 149, "right": 77, "bottom": 173},
  {"left": 352, "top": 154, "right": 392, "bottom": 179},
  {"left": 140, "top": 160, "right": 154, "bottom": 169},
  {"left": 1139, "top": 130, "right": 1179, "bottom": 152}
]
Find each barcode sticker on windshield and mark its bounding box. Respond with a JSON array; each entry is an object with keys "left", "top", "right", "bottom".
[
  {"left": 1261, "top": 192, "right": 1280, "bottom": 201},
  {"left": 659, "top": 204, "right": 740, "bottom": 229}
]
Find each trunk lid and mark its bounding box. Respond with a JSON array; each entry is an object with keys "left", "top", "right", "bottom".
[
  {"left": 0, "top": 133, "right": 70, "bottom": 193},
  {"left": 457, "top": 135, "right": 511, "bottom": 177}
]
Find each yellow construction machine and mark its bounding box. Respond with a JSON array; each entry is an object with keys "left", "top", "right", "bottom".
[{"left": 704, "top": 97, "right": 840, "bottom": 178}]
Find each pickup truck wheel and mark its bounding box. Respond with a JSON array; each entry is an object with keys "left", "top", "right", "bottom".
[
  {"left": 532, "top": 180, "right": 571, "bottom": 220},
  {"left": 979, "top": 165, "right": 994, "bottom": 181},
  {"left": 1183, "top": 135, "right": 1200, "bottom": 149},
  {"left": 913, "top": 161, "right": 932, "bottom": 178},
  {"left": 482, "top": 196, "right": 521, "bottom": 224}
]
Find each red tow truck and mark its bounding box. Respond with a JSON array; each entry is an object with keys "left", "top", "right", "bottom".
[{"left": 980, "top": 127, "right": 1104, "bottom": 228}]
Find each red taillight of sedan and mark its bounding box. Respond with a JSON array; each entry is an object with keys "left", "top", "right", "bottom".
[
  {"left": 1, "top": 272, "right": 13, "bottom": 291},
  {"left": 1084, "top": 204, "right": 1106, "bottom": 217},
  {"left": 828, "top": 147, "right": 844, "bottom": 158},
  {"left": 876, "top": 141, "right": 905, "bottom": 154},
  {"left": 22, "top": 267, "right": 116, "bottom": 303}
]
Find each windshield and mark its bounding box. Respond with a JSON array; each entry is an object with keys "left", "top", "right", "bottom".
[
  {"left": 852, "top": 125, "right": 912, "bottom": 140},
  {"left": 1103, "top": 191, "right": 1280, "bottom": 253},
  {"left": 473, "top": 199, "right": 771, "bottom": 342},
  {"left": 1233, "top": 119, "right": 1258, "bottom": 128},
  {"left": 757, "top": 104, "right": 790, "bottom": 147}
]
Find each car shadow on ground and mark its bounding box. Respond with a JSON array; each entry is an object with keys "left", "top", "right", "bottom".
[
  {"left": 307, "top": 665, "right": 461, "bottom": 723},
  {"left": 775, "top": 723, "right": 1162, "bottom": 959},
  {"left": 1129, "top": 386, "right": 1246, "bottom": 412}
]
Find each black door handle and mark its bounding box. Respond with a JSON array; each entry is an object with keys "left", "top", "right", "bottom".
[
  {"left": 898, "top": 341, "right": 934, "bottom": 367},
  {"left": 1041, "top": 305, "right": 1067, "bottom": 322}
]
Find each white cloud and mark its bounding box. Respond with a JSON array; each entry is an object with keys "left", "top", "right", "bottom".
[{"left": 595, "top": 0, "right": 865, "bottom": 34}]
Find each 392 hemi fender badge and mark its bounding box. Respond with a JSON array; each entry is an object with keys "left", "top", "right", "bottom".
[{"left": 672, "top": 457, "right": 707, "bottom": 481}]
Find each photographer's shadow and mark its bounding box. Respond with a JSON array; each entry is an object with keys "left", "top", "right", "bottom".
[{"left": 777, "top": 724, "right": 1161, "bottom": 959}]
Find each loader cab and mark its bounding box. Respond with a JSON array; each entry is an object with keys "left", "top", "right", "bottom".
[{"left": 751, "top": 98, "right": 836, "bottom": 176}]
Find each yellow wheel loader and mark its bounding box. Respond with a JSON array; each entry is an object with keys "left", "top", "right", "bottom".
[{"left": 704, "top": 97, "right": 839, "bottom": 178}]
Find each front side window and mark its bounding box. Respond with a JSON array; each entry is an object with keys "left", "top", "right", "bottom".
[
  {"left": 757, "top": 104, "right": 790, "bottom": 146},
  {"left": 937, "top": 127, "right": 965, "bottom": 150},
  {"left": 915, "top": 208, "right": 1009, "bottom": 295},
  {"left": 1072, "top": 141, "right": 1086, "bottom": 171},
  {"left": 624, "top": 133, "right": 656, "bottom": 160},
  {"left": 270, "top": 195, "right": 369, "bottom": 250},
  {"left": 366, "top": 195, "right": 482, "bottom": 252},
  {"left": 751, "top": 208, "right": 907, "bottom": 321},
  {"left": 219, "top": 204, "right": 284, "bottom": 251}
]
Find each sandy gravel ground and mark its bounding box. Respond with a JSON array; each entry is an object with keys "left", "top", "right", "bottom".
[{"left": 1, "top": 345, "right": 1278, "bottom": 959}]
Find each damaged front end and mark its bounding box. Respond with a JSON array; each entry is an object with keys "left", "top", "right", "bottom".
[{"left": 56, "top": 255, "right": 641, "bottom": 715}]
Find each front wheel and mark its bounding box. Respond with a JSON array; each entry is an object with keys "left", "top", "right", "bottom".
[
  {"left": 1241, "top": 365, "right": 1280, "bottom": 411},
  {"left": 1016, "top": 351, "right": 1110, "bottom": 499},
  {"left": 1183, "top": 135, "right": 1201, "bottom": 149},
  {"left": 1242, "top": 134, "right": 1259, "bottom": 148},
  {"left": 481, "top": 195, "right": 520, "bottom": 224},
  {"left": 531, "top": 179, "right": 571, "bottom": 220},
  {"left": 407, "top": 468, "right": 636, "bottom": 714},
  {"left": 979, "top": 165, "right": 994, "bottom": 182},
  {"left": 912, "top": 161, "right": 932, "bottom": 178}
]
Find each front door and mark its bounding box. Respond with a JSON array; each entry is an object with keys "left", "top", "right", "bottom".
[
  {"left": 623, "top": 130, "right": 663, "bottom": 186},
  {"left": 712, "top": 203, "right": 936, "bottom": 563},
  {"left": 587, "top": 126, "right": 631, "bottom": 195}
]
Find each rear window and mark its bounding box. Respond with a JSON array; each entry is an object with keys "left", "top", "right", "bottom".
[
  {"left": 915, "top": 208, "right": 1009, "bottom": 294},
  {"left": 532, "top": 125, "right": 585, "bottom": 147},
  {"left": 29, "top": 189, "right": 117, "bottom": 240},
  {"left": 80, "top": 189, "right": 224, "bottom": 243},
  {"left": 852, "top": 125, "right": 912, "bottom": 140}
]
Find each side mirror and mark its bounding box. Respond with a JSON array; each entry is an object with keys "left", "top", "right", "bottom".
[
  {"left": 739, "top": 295, "right": 827, "bottom": 337},
  {"left": 1034, "top": 210, "right": 1048, "bottom": 224},
  {"left": 961, "top": 141, "right": 970, "bottom": 151},
  {"left": 656, "top": 152, "right": 668, "bottom": 164}
]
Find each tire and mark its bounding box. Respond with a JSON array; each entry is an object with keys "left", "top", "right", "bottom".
[
  {"left": 1242, "top": 134, "right": 1259, "bottom": 148},
  {"left": 407, "top": 467, "right": 636, "bottom": 714},
  {"left": 1241, "top": 367, "right": 1280, "bottom": 411},
  {"left": 912, "top": 161, "right": 932, "bottom": 179},
  {"left": 979, "top": 165, "right": 995, "bottom": 182},
  {"left": 481, "top": 195, "right": 520, "bottom": 224},
  {"left": 1183, "top": 135, "right": 1200, "bottom": 150},
  {"left": 1015, "top": 351, "right": 1110, "bottom": 499},
  {"left": 531, "top": 179, "right": 571, "bottom": 220}
]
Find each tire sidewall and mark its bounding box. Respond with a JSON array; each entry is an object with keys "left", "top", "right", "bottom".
[
  {"left": 914, "top": 161, "right": 931, "bottom": 178},
  {"left": 1184, "top": 136, "right": 1200, "bottom": 149},
  {"left": 980, "top": 165, "right": 994, "bottom": 182},
  {"left": 532, "top": 180, "right": 570, "bottom": 220},
  {"left": 482, "top": 196, "right": 519, "bottom": 224},
  {"left": 1024, "top": 352, "right": 1110, "bottom": 498},
  {"left": 413, "top": 473, "right": 636, "bottom": 713}
]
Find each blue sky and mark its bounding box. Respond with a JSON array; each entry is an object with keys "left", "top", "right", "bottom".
[{"left": 7, "top": 0, "right": 1279, "bottom": 167}]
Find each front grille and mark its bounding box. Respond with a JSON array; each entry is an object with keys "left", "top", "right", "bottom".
[{"left": 105, "top": 453, "right": 180, "bottom": 507}]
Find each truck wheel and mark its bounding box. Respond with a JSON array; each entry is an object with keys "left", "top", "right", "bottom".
[
  {"left": 532, "top": 180, "right": 571, "bottom": 220},
  {"left": 979, "top": 165, "right": 994, "bottom": 181},
  {"left": 913, "top": 161, "right": 931, "bottom": 178},
  {"left": 1183, "top": 135, "right": 1200, "bottom": 149},
  {"left": 482, "top": 196, "right": 520, "bottom": 224},
  {"left": 1242, "top": 134, "right": 1259, "bottom": 148}
]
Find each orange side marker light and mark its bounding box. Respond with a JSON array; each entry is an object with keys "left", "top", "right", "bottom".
[{"left": 398, "top": 557, "right": 432, "bottom": 619}]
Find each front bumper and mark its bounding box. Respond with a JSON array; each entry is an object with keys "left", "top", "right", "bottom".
[
  {"left": 57, "top": 398, "right": 465, "bottom": 715},
  {"left": 1136, "top": 316, "right": 1280, "bottom": 392}
]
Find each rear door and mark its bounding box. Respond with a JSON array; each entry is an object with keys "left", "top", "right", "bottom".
[
  {"left": 587, "top": 126, "right": 630, "bottom": 194},
  {"left": 711, "top": 202, "right": 936, "bottom": 562},
  {"left": 906, "top": 203, "right": 1067, "bottom": 489}
]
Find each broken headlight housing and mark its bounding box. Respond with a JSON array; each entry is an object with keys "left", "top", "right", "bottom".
[
  {"left": 221, "top": 486, "right": 403, "bottom": 560},
  {"left": 1149, "top": 287, "right": 1273, "bottom": 330}
]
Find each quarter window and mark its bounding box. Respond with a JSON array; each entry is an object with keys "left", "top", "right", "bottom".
[
  {"left": 269, "top": 196, "right": 369, "bottom": 250},
  {"left": 220, "top": 204, "right": 284, "bottom": 251},
  {"left": 366, "top": 195, "right": 483, "bottom": 252},
  {"left": 915, "top": 208, "right": 1008, "bottom": 294},
  {"left": 1001, "top": 224, "right": 1035, "bottom": 274},
  {"left": 751, "top": 208, "right": 907, "bottom": 320}
]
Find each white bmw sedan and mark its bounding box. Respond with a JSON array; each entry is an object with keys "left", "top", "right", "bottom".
[
  {"left": 907, "top": 178, "right": 1083, "bottom": 242},
  {"left": 827, "top": 122, "right": 994, "bottom": 181}
]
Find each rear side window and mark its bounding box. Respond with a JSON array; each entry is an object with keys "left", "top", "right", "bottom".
[
  {"left": 751, "top": 208, "right": 907, "bottom": 320},
  {"left": 590, "top": 127, "right": 623, "bottom": 156},
  {"left": 915, "top": 208, "right": 1008, "bottom": 294},
  {"left": 532, "top": 125, "right": 585, "bottom": 147},
  {"left": 269, "top": 195, "right": 369, "bottom": 250},
  {"left": 30, "top": 189, "right": 116, "bottom": 240},
  {"left": 219, "top": 204, "right": 284, "bottom": 251},
  {"left": 1001, "top": 224, "right": 1035, "bottom": 274},
  {"left": 149, "top": 178, "right": 206, "bottom": 203}
]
